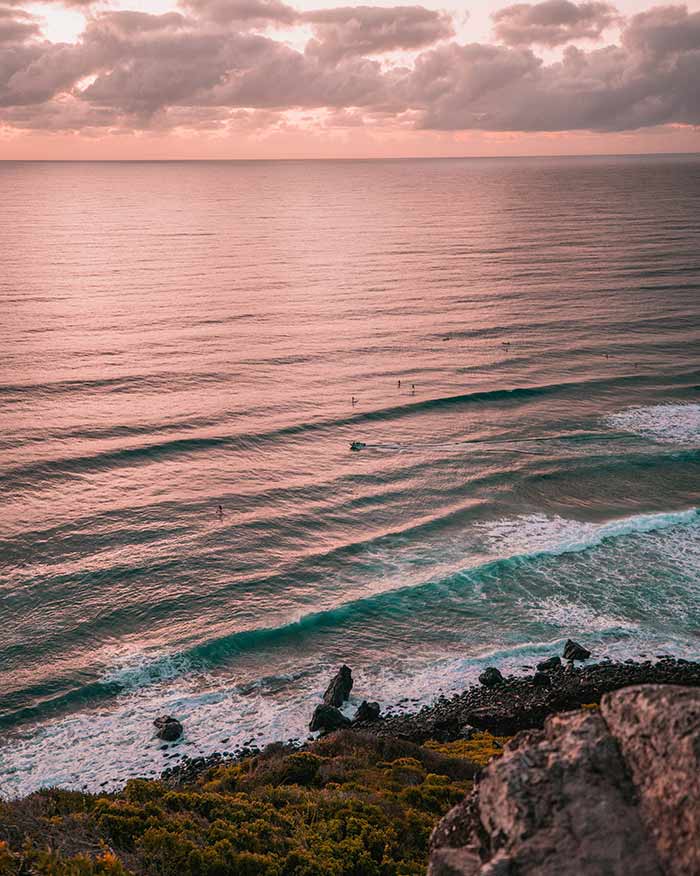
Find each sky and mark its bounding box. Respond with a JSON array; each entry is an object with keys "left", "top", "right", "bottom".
[{"left": 1, "top": 0, "right": 699, "bottom": 158}]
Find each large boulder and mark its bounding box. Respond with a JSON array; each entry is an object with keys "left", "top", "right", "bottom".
[
  {"left": 323, "top": 665, "right": 353, "bottom": 707},
  {"left": 537, "top": 656, "right": 561, "bottom": 672},
  {"left": 153, "top": 716, "right": 183, "bottom": 742},
  {"left": 309, "top": 704, "right": 351, "bottom": 734},
  {"left": 478, "top": 667, "right": 504, "bottom": 688},
  {"left": 429, "top": 685, "right": 699, "bottom": 875},
  {"left": 563, "top": 639, "right": 591, "bottom": 661},
  {"left": 601, "top": 685, "right": 700, "bottom": 876},
  {"left": 354, "top": 700, "right": 381, "bottom": 723}
]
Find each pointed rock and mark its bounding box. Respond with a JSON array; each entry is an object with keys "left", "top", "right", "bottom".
[{"left": 323, "top": 665, "right": 353, "bottom": 707}]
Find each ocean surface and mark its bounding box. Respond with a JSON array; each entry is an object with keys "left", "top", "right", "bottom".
[{"left": 1, "top": 155, "right": 699, "bottom": 798}]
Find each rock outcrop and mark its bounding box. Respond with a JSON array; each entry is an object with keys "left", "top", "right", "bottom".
[
  {"left": 601, "top": 685, "right": 700, "bottom": 876},
  {"left": 428, "top": 684, "right": 700, "bottom": 876},
  {"left": 323, "top": 665, "right": 353, "bottom": 707},
  {"left": 309, "top": 704, "right": 351, "bottom": 734},
  {"left": 563, "top": 639, "right": 591, "bottom": 661},
  {"left": 153, "top": 716, "right": 183, "bottom": 741}
]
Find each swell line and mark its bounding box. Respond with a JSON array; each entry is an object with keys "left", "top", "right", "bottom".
[
  {"left": 3, "top": 370, "right": 699, "bottom": 488},
  {"left": 2, "top": 506, "right": 696, "bottom": 730}
]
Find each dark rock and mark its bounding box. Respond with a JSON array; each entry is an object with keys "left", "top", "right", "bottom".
[
  {"left": 323, "top": 665, "right": 353, "bottom": 707},
  {"left": 429, "top": 684, "right": 700, "bottom": 875},
  {"left": 532, "top": 672, "right": 551, "bottom": 687},
  {"left": 309, "top": 704, "right": 351, "bottom": 734},
  {"left": 153, "top": 716, "right": 183, "bottom": 741},
  {"left": 478, "top": 667, "right": 504, "bottom": 688},
  {"left": 563, "top": 639, "right": 591, "bottom": 661},
  {"left": 363, "top": 657, "right": 700, "bottom": 746},
  {"left": 537, "top": 656, "right": 562, "bottom": 672},
  {"left": 354, "top": 700, "right": 380, "bottom": 723}
]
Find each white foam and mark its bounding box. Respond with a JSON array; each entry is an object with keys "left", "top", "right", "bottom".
[
  {"left": 605, "top": 403, "right": 700, "bottom": 445},
  {"left": 478, "top": 507, "right": 698, "bottom": 561},
  {"left": 526, "top": 598, "right": 639, "bottom": 634}
]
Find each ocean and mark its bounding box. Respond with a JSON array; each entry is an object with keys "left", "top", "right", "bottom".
[{"left": 0, "top": 155, "right": 698, "bottom": 797}]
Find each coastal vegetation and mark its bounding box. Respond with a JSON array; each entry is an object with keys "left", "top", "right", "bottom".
[{"left": 0, "top": 730, "right": 505, "bottom": 876}]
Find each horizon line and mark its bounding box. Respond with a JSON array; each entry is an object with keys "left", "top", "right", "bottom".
[{"left": 2, "top": 150, "right": 700, "bottom": 163}]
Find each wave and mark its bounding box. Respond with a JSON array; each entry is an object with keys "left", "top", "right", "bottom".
[
  {"left": 4, "top": 371, "right": 699, "bottom": 488},
  {"left": 3, "top": 506, "right": 695, "bottom": 731},
  {"left": 165, "top": 507, "right": 700, "bottom": 665}
]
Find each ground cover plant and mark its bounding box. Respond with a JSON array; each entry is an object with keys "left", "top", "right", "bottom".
[{"left": 0, "top": 730, "right": 508, "bottom": 875}]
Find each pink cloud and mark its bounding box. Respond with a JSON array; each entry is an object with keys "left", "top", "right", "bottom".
[{"left": 0, "top": 0, "right": 699, "bottom": 140}]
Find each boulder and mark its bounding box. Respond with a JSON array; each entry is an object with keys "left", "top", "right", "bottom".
[
  {"left": 323, "top": 665, "right": 353, "bottom": 707},
  {"left": 354, "top": 700, "right": 381, "bottom": 723},
  {"left": 532, "top": 671, "right": 551, "bottom": 687},
  {"left": 600, "top": 685, "right": 700, "bottom": 876},
  {"left": 309, "top": 704, "right": 351, "bottom": 734},
  {"left": 563, "top": 639, "right": 591, "bottom": 661},
  {"left": 153, "top": 716, "right": 183, "bottom": 742},
  {"left": 429, "top": 684, "right": 700, "bottom": 875},
  {"left": 536, "top": 656, "right": 561, "bottom": 672},
  {"left": 478, "top": 667, "right": 504, "bottom": 688}
]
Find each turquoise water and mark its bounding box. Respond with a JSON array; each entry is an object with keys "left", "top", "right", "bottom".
[{"left": 0, "top": 155, "right": 699, "bottom": 796}]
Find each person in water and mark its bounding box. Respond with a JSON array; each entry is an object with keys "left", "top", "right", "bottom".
[{"left": 217, "top": 504, "right": 223, "bottom": 517}]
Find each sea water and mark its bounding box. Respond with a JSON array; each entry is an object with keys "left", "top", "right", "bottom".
[{"left": 0, "top": 155, "right": 698, "bottom": 796}]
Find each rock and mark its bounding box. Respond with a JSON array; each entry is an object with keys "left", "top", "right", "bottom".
[
  {"left": 563, "top": 639, "right": 591, "bottom": 661},
  {"left": 363, "top": 656, "right": 700, "bottom": 747},
  {"left": 153, "top": 716, "right": 183, "bottom": 742},
  {"left": 537, "top": 656, "right": 561, "bottom": 672},
  {"left": 354, "top": 700, "right": 380, "bottom": 723},
  {"left": 601, "top": 685, "right": 700, "bottom": 876},
  {"left": 532, "top": 671, "right": 551, "bottom": 687},
  {"left": 478, "top": 667, "right": 504, "bottom": 688},
  {"left": 323, "top": 665, "right": 353, "bottom": 707},
  {"left": 429, "top": 684, "right": 700, "bottom": 875},
  {"left": 309, "top": 704, "right": 351, "bottom": 734}
]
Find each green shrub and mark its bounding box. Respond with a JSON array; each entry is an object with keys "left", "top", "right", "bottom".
[{"left": 1, "top": 730, "right": 481, "bottom": 875}]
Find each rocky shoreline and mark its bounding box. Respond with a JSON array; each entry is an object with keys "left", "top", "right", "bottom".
[
  {"left": 159, "top": 650, "right": 700, "bottom": 786},
  {"left": 359, "top": 653, "right": 700, "bottom": 741}
]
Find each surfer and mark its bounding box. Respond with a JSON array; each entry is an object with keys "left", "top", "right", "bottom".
[
  {"left": 217, "top": 504, "right": 223, "bottom": 518},
  {"left": 351, "top": 396, "right": 357, "bottom": 406},
  {"left": 350, "top": 441, "right": 366, "bottom": 451}
]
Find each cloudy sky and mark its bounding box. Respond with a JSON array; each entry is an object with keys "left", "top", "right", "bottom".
[{"left": 1, "top": 0, "right": 699, "bottom": 157}]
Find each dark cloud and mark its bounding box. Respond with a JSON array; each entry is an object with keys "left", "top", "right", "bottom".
[
  {"left": 0, "top": 1, "right": 698, "bottom": 136},
  {"left": 303, "top": 5, "right": 454, "bottom": 62},
  {"left": 492, "top": 0, "right": 621, "bottom": 47},
  {"left": 622, "top": 3, "right": 700, "bottom": 54},
  {"left": 414, "top": 6, "right": 700, "bottom": 131}
]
